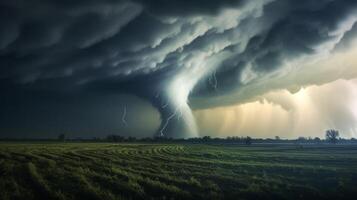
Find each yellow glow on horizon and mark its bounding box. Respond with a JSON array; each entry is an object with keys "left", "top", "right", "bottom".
[{"left": 194, "top": 78, "right": 357, "bottom": 139}]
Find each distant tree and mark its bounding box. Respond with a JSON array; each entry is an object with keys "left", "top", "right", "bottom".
[
  {"left": 58, "top": 134, "right": 66, "bottom": 142},
  {"left": 313, "top": 137, "right": 321, "bottom": 143},
  {"left": 245, "top": 136, "right": 252, "bottom": 145},
  {"left": 297, "top": 137, "right": 307, "bottom": 143},
  {"left": 202, "top": 136, "right": 211, "bottom": 142},
  {"left": 326, "top": 129, "right": 339, "bottom": 144}
]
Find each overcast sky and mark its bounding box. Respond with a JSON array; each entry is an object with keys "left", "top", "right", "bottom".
[{"left": 1, "top": 0, "right": 357, "bottom": 138}]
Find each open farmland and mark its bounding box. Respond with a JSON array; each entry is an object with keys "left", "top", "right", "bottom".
[{"left": 0, "top": 143, "right": 357, "bottom": 200}]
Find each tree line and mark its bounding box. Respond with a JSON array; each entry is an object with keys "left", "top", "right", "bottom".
[
  {"left": 2, "top": 129, "right": 355, "bottom": 144},
  {"left": 53, "top": 129, "right": 355, "bottom": 144}
]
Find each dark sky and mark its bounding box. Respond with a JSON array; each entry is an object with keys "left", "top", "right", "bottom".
[{"left": 1, "top": 0, "right": 357, "bottom": 138}]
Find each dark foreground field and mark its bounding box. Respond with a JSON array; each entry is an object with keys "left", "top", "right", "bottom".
[{"left": 1, "top": 143, "right": 357, "bottom": 200}]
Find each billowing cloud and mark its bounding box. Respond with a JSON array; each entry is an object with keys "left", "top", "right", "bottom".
[{"left": 1, "top": 0, "right": 357, "bottom": 138}]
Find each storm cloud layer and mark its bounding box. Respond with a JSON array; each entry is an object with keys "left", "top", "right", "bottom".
[{"left": 1, "top": 0, "right": 357, "bottom": 138}]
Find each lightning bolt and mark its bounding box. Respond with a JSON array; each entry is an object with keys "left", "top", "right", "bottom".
[
  {"left": 122, "top": 105, "right": 128, "bottom": 127},
  {"left": 159, "top": 100, "right": 185, "bottom": 136},
  {"left": 159, "top": 109, "right": 178, "bottom": 137}
]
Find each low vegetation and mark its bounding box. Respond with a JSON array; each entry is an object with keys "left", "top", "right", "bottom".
[{"left": 0, "top": 143, "right": 357, "bottom": 199}]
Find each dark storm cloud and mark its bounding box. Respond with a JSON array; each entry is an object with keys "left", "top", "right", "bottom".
[
  {"left": 132, "top": 0, "right": 246, "bottom": 16},
  {"left": 192, "top": 0, "right": 357, "bottom": 99},
  {"left": 1, "top": 0, "right": 357, "bottom": 137}
]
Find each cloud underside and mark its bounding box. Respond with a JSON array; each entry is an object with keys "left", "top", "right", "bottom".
[
  {"left": 1, "top": 0, "right": 357, "bottom": 102},
  {"left": 1, "top": 0, "right": 357, "bottom": 137}
]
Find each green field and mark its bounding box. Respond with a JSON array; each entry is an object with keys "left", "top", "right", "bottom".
[{"left": 1, "top": 143, "right": 357, "bottom": 200}]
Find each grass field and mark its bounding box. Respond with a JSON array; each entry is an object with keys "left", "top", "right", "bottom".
[{"left": 0, "top": 143, "right": 357, "bottom": 200}]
